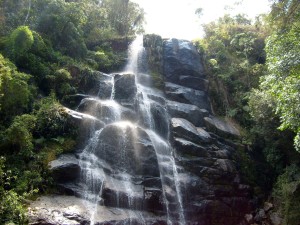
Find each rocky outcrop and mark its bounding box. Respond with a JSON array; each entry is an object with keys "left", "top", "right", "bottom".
[
  {"left": 167, "top": 100, "right": 209, "bottom": 126},
  {"left": 165, "top": 82, "right": 210, "bottom": 111},
  {"left": 28, "top": 195, "right": 166, "bottom": 225},
  {"left": 30, "top": 36, "right": 253, "bottom": 225},
  {"left": 114, "top": 73, "right": 137, "bottom": 106},
  {"left": 50, "top": 154, "right": 80, "bottom": 183},
  {"left": 163, "top": 38, "right": 204, "bottom": 81},
  {"left": 162, "top": 38, "right": 252, "bottom": 225},
  {"left": 204, "top": 116, "right": 241, "bottom": 139},
  {"left": 171, "top": 118, "right": 211, "bottom": 144},
  {"left": 94, "top": 124, "right": 160, "bottom": 177}
]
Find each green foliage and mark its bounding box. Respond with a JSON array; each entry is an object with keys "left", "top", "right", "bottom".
[
  {"left": 35, "top": 93, "right": 76, "bottom": 138},
  {"left": 6, "top": 26, "right": 34, "bottom": 60},
  {"left": 258, "top": 9, "right": 300, "bottom": 151},
  {"left": 0, "top": 54, "right": 32, "bottom": 122},
  {"left": 5, "top": 114, "right": 36, "bottom": 158},
  {"left": 246, "top": 3, "right": 300, "bottom": 200},
  {"left": 197, "top": 14, "right": 268, "bottom": 126},
  {"left": 0, "top": 157, "right": 28, "bottom": 225},
  {"left": 273, "top": 164, "right": 300, "bottom": 225},
  {"left": 38, "top": 137, "right": 76, "bottom": 167},
  {"left": 269, "top": 0, "right": 300, "bottom": 30},
  {"left": 101, "top": 0, "right": 145, "bottom": 37},
  {"left": 0, "top": 190, "right": 28, "bottom": 224}
]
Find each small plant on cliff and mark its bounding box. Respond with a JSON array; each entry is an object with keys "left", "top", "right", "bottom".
[
  {"left": 273, "top": 164, "right": 300, "bottom": 225},
  {"left": 0, "top": 157, "right": 28, "bottom": 225}
]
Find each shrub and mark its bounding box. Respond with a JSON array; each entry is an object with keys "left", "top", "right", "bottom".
[
  {"left": 6, "top": 26, "right": 34, "bottom": 60},
  {"left": 0, "top": 55, "right": 32, "bottom": 123},
  {"left": 273, "top": 164, "right": 300, "bottom": 225},
  {"left": 6, "top": 114, "right": 37, "bottom": 159},
  {"left": 0, "top": 157, "right": 28, "bottom": 225},
  {"left": 35, "top": 93, "right": 76, "bottom": 138}
]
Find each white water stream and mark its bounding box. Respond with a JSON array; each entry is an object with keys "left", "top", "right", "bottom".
[{"left": 77, "top": 36, "right": 185, "bottom": 225}]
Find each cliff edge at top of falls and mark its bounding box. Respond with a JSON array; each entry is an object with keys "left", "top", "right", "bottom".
[{"left": 28, "top": 35, "right": 263, "bottom": 225}]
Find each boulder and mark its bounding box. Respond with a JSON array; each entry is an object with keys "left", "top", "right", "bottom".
[
  {"left": 171, "top": 118, "right": 211, "bottom": 145},
  {"left": 94, "top": 123, "right": 160, "bottom": 177},
  {"left": 270, "top": 212, "right": 283, "bottom": 225},
  {"left": 136, "top": 73, "right": 153, "bottom": 87},
  {"left": 196, "top": 127, "right": 212, "bottom": 140},
  {"left": 149, "top": 101, "right": 169, "bottom": 139},
  {"left": 97, "top": 73, "right": 115, "bottom": 99},
  {"left": 75, "top": 70, "right": 112, "bottom": 97},
  {"left": 165, "top": 82, "right": 210, "bottom": 111},
  {"left": 102, "top": 174, "right": 144, "bottom": 209},
  {"left": 62, "top": 94, "right": 90, "bottom": 109},
  {"left": 77, "top": 97, "right": 137, "bottom": 124},
  {"left": 114, "top": 73, "right": 137, "bottom": 107},
  {"left": 50, "top": 154, "right": 80, "bottom": 183},
  {"left": 64, "top": 108, "right": 105, "bottom": 144},
  {"left": 163, "top": 38, "right": 204, "bottom": 82},
  {"left": 179, "top": 75, "right": 209, "bottom": 91},
  {"left": 177, "top": 172, "right": 213, "bottom": 199},
  {"left": 173, "top": 138, "right": 209, "bottom": 158},
  {"left": 28, "top": 195, "right": 167, "bottom": 225},
  {"left": 213, "top": 159, "right": 236, "bottom": 173},
  {"left": 204, "top": 116, "right": 241, "bottom": 139},
  {"left": 167, "top": 100, "right": 209, "bottom": 127}
]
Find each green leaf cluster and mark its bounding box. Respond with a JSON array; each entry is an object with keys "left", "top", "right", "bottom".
[
  {"left": 0, "top": 54, "right": 32, "bottom": 123},
  {"left": 6, "top": 26, "right": 34, "bottom": 60},
  {"left": 273, "top": 164, "right": 300, "bottom": 225},
  {"left": 195, "top": 14, "right": 268, "bottom": 126}
]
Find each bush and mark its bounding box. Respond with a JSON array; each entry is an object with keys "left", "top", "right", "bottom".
[
  {"left": 0, "top": 157, "right": 28, "bottom": 225},
  {"left": 35, "top": 93, "right": 76, "bottom": 138},
  {"left": 6, "top": 114, "right": 37, "bottom": 159},
  {"left": 0, "top": 54, "right": 32, "bottom": 123},
  {"left": 6, "top": 26, "right": 34, "bottom": 60},
  {"left": 273, "top": 164, "right": 300, "bottom": 225}
]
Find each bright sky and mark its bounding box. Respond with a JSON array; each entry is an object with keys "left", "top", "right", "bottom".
[{"left": 131, "top": 0, "right": 271, "bottom": 40}]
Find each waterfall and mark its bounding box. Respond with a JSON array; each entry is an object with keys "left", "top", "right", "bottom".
[
  {"left": 76, "top": 36, "right": 185, "bottom": 225},
  {"left": 126, "top": 36, "right": 186, "bottom": 225}
]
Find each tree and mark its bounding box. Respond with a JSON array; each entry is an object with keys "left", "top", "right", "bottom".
[
  {"left": 196, "top": 14, "right": 268, "bottom": 125},
  {"left": 269, "top": 0, "right": 300, "bottom": 30},
  {"left": 261, "top": 24, "right": 300, "bottom": 151},
  {"left": 101, "top": 0, "right": 145, "bottom": 37},
  {"left": 6, "top": 26, "right": 34, "bottom": 60},
  {"left": 251, "top": 0, "right": 300, "bottom": 152}
]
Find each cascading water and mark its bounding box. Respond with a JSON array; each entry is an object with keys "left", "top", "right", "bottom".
[
  {"left": 28, "top": 31, "right": 254, "bottom": 225},
  {"left": 75, "top": 36, "right": 185, "bottom": 225},
  {"left": 127, "top": 37, "right": 185, "bottom": 224}
]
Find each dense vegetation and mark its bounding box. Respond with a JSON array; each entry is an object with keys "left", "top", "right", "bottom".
[
  {"left": 0, "top": 0, "right": 144, "bottom": 223},
  {"left": 0, "top": 0, "right": 299, "bottom": 224},
  {"left": 194, "top": 0, "right": 300, "bottom": 223}
]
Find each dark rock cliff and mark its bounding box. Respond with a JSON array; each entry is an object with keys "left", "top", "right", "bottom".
[{"left": 28, "top": 35, "right": 255, "bottom": 225}]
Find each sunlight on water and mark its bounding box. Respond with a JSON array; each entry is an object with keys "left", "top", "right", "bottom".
[
  {"left": 124, "top": 35, "right": 144, "bottom": 74},
  {"left": 75, "top": 35, "right": 185, "bottom": 225}
]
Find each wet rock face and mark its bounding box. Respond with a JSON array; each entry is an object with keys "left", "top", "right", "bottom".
[
  {"left": 28, "top": 195, "right": 167, "bottom": 225},
  {"left": 95, "top": 124, "right": 160, "bottom": 177},
  {"left": 163, "top": 38, "right": 204, "bottom": 81},
  {"left": 32, "top": 36, "right": 253, "bottom": 225},
  {"left": 162, "top": 38, "right": 253, "bottom": 225},
  {"left": 50, "top": 154, "right": 80, "bottom": 183},
  {"left": 165, "top": 82, "right": 211, "bottom": 112},
  {"left": 114, "top": 73, "right": 137, "bottom": 106},
  {"left": 167, "top": 100, "right": 209, "bottom": 127}
]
